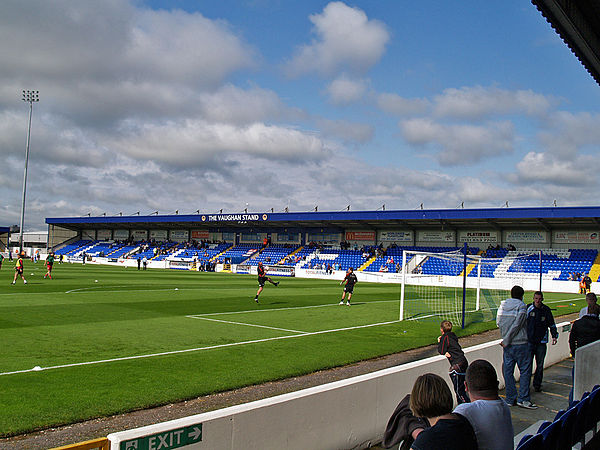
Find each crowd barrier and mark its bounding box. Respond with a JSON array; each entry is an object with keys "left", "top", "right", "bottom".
[
  {"left": 105, "top": 322, "right": 572, "bottom": 450},
  {"left": 53, "top": 437, "right": 109, "bottom": 450}
]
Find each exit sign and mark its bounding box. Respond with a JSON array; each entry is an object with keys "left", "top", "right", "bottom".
[{"left": 121, "top": 423, "right": 202, "bottom": 450}]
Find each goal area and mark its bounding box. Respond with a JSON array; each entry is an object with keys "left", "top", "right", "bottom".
[{"left": 399, "top": 248, "right": 542, "bottom": 328}]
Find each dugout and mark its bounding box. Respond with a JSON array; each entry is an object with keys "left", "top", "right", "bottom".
[{"left": 46, "top": 205, "right": 600, "bottom": 251}]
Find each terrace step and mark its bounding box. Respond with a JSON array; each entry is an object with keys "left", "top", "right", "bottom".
[
  {"left": 358, "top": 255, "right": 377, "bottom": 272},
  {"left": 278, "top": 245, "right": 303, "bottom": 264},
  {"left": 459, "top": 250, "right": 484, "bottom": 277},
  {"left": 588, "top": 252, "right": 600, "bottom": 282},
  {"left": 210, "top": 244, "right": 233, "bottom": 262}
]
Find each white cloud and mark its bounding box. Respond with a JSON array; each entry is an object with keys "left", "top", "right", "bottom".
[
  {"left": 317, "top": 118, "right": 373, "bottom": 143},
  {"left": 376, "top": 93, "right": 430, "bottom": 116},
  {"left": 127, "top": 9, "right": 257, "bottom": 87},
  {"left": 433, "top": 86, "right": 554, "bottom": 120},
  {"left": 0, "top": 111, "right": 110, "bottom": 167},
  {"left": 514, "top": 152, "right": 597, "bottom": 186},
  {"left": 285, "top": 2, "right": 389, "bottom": 77},
  {"left": 538, "top": 111, "right": 600, "bottom": 159},
  {"left": 0, "top": 1, "right": 257, "bottom": 125},
  {"left": 400, "top": 118, "right": 515, "bottom": 166},
  {"left": 198, "top": 84, "right": 303, "bottom": 125},
  {"left": 326, "top": 76, "right": 368, "bottom": 105},
  {"left": 107, "top": 120, "right": 330, "bottom": 167}
]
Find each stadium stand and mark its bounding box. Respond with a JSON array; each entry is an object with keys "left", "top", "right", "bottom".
[
  {"left": 213, "top": 243, "right": 259, "bottom": 264},
  {"left": 246, "top": 244, "right": 299, "bottom": 266},
  {"left": 54, "top": 240, "right": 94, "bottom": 256},
  {"left": 299, "top": 247, "right": 367, "bottom": 271},
  {"left": 49, "top": 239, "right": 600, "bottom": 286},
  {"left": 107, "top": 243, "right": 137, "bottom": 258},
  {"left": 170, "top": 243, "right": 231, "bottom": 262}
]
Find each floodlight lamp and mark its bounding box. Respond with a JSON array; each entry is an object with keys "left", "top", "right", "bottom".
[{"left": 22, "top": 90, "right": 40, "bottom": 103}]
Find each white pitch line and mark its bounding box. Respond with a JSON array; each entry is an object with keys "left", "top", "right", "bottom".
[
  {"left": 190, "top": 316, "right": 306, "bottom": 334},
  {"left": 66, "top": 285, "right": 130, "bottom": 294},
  {"left": 0, "top": 318, "right": 401, "bottom": 377},
  {"left": 0, "top": 295, "right": 583, "bottom": 376},
  {"left": 64, "top": 286, "right": 266, "bottom": 295},
  {"left": 187, "top": 299, "right": 400, "bottom": 318}
]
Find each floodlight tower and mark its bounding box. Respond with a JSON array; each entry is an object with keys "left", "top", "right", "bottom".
[{"left": 19, "top": 90, "right": 39, "bottom": 252}]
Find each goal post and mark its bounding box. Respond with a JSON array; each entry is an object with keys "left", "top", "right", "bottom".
[{"left": 399, "top": 248, "right": 542, "bottom": 327}]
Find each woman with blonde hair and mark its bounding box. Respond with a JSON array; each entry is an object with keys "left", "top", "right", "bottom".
[{"left": 409, "top": 373, "right": 477, "bottom": 450}]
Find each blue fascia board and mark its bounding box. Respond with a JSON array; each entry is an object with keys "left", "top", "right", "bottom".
[
  {"left": 0, "top": 227, "right": 10, "bottom": 233},
  {"left": 46, "top": 206, "right": 600, "bottom": 226}
]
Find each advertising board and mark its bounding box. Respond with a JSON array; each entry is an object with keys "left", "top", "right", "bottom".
[
  {"left": 459, "top": 230, "right": 498, "bottom": 243},
  {"left": 418, "top": 230, "right": 455, "bottom": 242},
  {"left": 505, "top": 230, "right": 547, "bottom": 243},
  {"left": 345, "top": 231, "right": 376, "bottom": 241},
  {"left": 379, "top": 231, "right": 413, "bottom": 243}
]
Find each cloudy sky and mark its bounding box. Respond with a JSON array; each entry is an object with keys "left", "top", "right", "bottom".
[{"left": 2, "top": 0, "right": 600, "bottom": 231}]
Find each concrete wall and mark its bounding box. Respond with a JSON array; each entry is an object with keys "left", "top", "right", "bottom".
[
  {"left": 574, "top": 339, "right": 600, "bottom": 401},
  {"left": 108, "top": 322, "right": 572, "bottom": 450}
]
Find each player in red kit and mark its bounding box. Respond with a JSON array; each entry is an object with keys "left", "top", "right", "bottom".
[
  {"left": 339, "top": 267, "right": 357, "bottom": 306},
  {"left": 254, "top": 262, "right": 279, "bottom": 303}
]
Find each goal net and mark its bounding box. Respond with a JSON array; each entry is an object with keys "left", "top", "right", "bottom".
[{"left": 399, "top": 249, "right": 541, "bottom": 327}]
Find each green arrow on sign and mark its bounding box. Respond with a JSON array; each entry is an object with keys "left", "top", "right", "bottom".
[{"left": 121, "top": 423, "right": 202, "bottom": 450}]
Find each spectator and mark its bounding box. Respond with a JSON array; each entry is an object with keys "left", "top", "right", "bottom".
[
  {"left": 568, "top": 303, "right": 600, "bottom": 403},
  {"left": 409, "top": 373, "right": 477, "bottom": 450},
  {"left": 579, "top": 292, "right": 598, "bottom": 318},
  {"left": 583, "top": 273, "right": 592, "bottom": 293},
  {"left": 570, "top": 303, "right": 600, "bottom": 355},
  {"left": 437, "top": 320, "right": 469, "bottom": 404},
  {"left": 497, "top": 285, "right": 537, "bottom": 409},
  {"left": 527, "top": 291, "right": 558, "bottom": 392},
  {"left": 453, "top": 359, "right": 514, "bottom": 450},
  {"left": 382, "top": 394, "right": 429, "bottom": 450},
  {"left": 580, "top": 278, "right": 586, "bottom": 294}
]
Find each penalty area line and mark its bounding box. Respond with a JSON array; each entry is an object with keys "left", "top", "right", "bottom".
[
  {"left": 187, "top": 298, "right": 400, "bottom": 318},
  {"left": 189, "top": 316, "right": 306, "bottom": 334},
  {"left": 0, "top": 319, "right": 401, "bottom": 377}
]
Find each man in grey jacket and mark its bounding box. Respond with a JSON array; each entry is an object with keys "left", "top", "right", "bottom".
[{"left": 496, "top": 285, "right": 537, "bottom": 409}]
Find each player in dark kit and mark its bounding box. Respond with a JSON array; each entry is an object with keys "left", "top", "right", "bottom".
[
  {"left": 12, "top": 252, "right": 27, "bottom": 285},
  {"left": 254, "top": 262, "right": 279, "bottom": 303},
  {"left": 339, "top": 267, "right": 357, "bottom": 306}
]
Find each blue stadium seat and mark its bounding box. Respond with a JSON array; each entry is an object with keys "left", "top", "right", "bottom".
[
  {"left": 536, "top": 421, "right": 551, "bottom": 433},
  {"left": 540, "top": 420, "right": 561, "bottom": 450},
  {"left": 553, "top": 409, "right": 566, "bottom": 421},
  {"left": 516, "top": 433, "right": 543, "bottom": 450},
  {"left": 585, "top": 388, "right": 600, "bottom": 437},
  {"left": 571, "top": 396, "right": 591, "bottom": 446},
  {"left": 557, "top": 407, "right": 577, "bottom": 450}
]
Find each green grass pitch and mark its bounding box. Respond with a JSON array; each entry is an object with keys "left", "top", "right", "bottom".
[{"left": 0, "top": 262, "right": 584, "bottom": 436}]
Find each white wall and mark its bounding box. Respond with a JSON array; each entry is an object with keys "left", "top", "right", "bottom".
[
  {"left": 295, "top": 268, "right": 583, "bottom": 293},
  {"left": 574, "top": 339, "right": 600, "bottom": 400}
]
